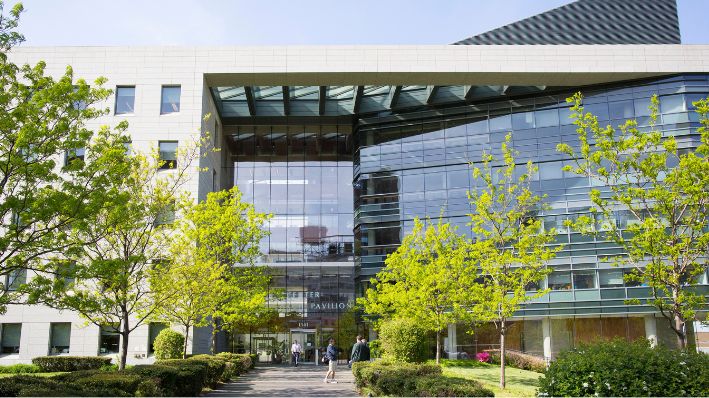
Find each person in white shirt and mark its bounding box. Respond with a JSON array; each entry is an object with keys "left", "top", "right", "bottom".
[{"left": 291, "top": 340, "right": 303, "bottom": 367}]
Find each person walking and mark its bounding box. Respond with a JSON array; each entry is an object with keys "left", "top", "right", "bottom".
[
  {"left": 291, "top": 340, "right": 302, "bottom": 367},
  {"left": 323, "top": 338, "right": 338, "bottom": 383},
  {"left": 360, "top": 338, "right": 371, "bottom": 362},
  {"left": 348, "top": 335, "right": 362, "bottom": 368}
]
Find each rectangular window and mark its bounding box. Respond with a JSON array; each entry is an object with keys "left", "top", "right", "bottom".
[
  {"left": 572, "top": 270, "right": 597, "bottom": 289},
  {"left": 99, "top": 325, "right": 120, "bottom": 354},
  {"left": 5, "top": 268, "right": 26, "bottom": 291},
  {"left": 158, "top": 141, "right": 178, "bottom": 169},
  {"left": 1, "top": 324, "right": 21, "bottom": 354},
  {"left": 148, "top": 323, "right": 168, "bottom": 354},
  {"left": 49, "top": 323, "right": 71, "bottom": 354},
  {"left": 65, "top": 148, "right": 85, "bottom": 166},
  {"left": 160, "top": 86, "right": 181, "bottom": 114},
  {"left": 599, "top": 269, "right": 624, "bottom": 288},
  {"left": 548, "top": 271, "right": 572, "bottom": 290},
  {"left": 115, "top": 86, "right": 135, "bottom": 114}
]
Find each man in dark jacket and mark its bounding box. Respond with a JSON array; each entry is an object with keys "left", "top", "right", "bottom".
[
  {"left": 360, "top": 338, "right": 371, "bottom": 361},
  {"left": 348, "top": 335, "right": 362, "bottom": 368}
]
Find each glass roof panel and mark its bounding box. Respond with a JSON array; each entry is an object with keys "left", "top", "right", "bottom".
[
  {"left": 215, "top": 86, "right": 246, "bottom": 100},
  {"left": 291, "top": 86, "right": 320, "bottom": 100},
  {"left": 253, "top": 86, "right": 282, "bottom": 100},
  {"left": 363, "top": 85, "right": 390, "bottom": 96},
  {"left": 327, "top": 86, "right": 355, "bottom": 100}
]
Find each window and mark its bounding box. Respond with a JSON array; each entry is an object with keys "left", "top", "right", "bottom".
[
  {"left": 158, "top": 141, "right": 178, "bottom": 169},
  {"left": 148, "top": 323, "right": 168, "bottom": 354},
  {"left": 115, "top": 86, "right": 135, "bottom": 114},
  {"left": 599, "top": 269, "right": 624, "bottom": 288},
  {"left": 99, "top": 325, "right": 120, "bottom": 354},
  {"left": 535, "top": 109, "right": 559, "bottom": 128},
  {"left": 155, "top": 201, "right": 176, "bottom": 226},
  {"left": 5, "top": 268, "right": 26, "bottom": 291},
  {"left": 65, "top": 148, "right": 85, "bottom": 166},
  {"left": 160, "top": 86, "right": 181, "bottom": 114},
  {"left": 548, "top": 271, "right": 572, "bottom": 290},
  {"left": 49, "top": 323, "right": 71, "bottom": 354},
  {"left": 573, "top": 270, "right": 597, "bottom": 289},
  {"left": 123, "top": 140, "right": 132, "bottom": 156},
  {"left": 1, "top": 324, "right": 21, "bottom": 354}
]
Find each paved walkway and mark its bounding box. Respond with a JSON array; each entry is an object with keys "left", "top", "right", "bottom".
[{"left": 205, "top": 363, "right": 359, "bottom": 397}]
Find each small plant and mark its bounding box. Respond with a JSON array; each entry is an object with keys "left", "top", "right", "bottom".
[
  {"left": 475, "top": 352, "right": 491, "bottom": 363},
  {"left": 153, "top": 329, "right": 185, "bottom": 360}
]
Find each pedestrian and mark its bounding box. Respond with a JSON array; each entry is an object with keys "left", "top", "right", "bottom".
[
  {"left": 291, "top": 340, "right": 302, "bottom": 367},
  {"left": 360, "top": 338, "right": 371, "bottom": 361},
  {"left": 348, "top": 335, "right": 362, "bottom": 368},
  {"left": 323, "top": 338, "right": 338, "bottom": 383}
]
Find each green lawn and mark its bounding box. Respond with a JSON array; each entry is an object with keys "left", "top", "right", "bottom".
[
  {"left": 0, "top": 372, "right": 66, "bottom": 378},
  {"left": 441, "top": 362, "right": 542, "bottom": 397}
]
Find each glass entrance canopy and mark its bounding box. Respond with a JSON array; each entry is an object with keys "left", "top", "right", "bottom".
[{"left": 211, "top": 85, "right": 553, "bottom": 118}]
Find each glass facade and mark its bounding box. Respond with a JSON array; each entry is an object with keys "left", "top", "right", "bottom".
[
  {"left": 227, "top": 124, "right": 357, "bottom": 363},
  {"left": 353, "top": 74, "right": 709, "bottom": 320}
]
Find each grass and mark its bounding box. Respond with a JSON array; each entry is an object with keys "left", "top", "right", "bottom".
[
  {"left": 439, "top": 361, "right": 542, "bottom": 397},
  {"left": 0, "top": 372, "right": 67, "bottom": 378}
]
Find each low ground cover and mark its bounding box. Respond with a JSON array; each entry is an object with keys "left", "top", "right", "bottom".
[{"left": 440, "top": 360, "right": 542, "bottom": 397}]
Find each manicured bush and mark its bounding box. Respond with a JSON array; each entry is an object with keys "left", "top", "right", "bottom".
[
  {"left": 0, "top": 364, "right": 41, "bottom": 373},
  {"left": 353, "top": 361, "right": 492, "bottom": 397},
  {"left": 414, "top": 375, "right": 494, "bottom": 397},
  {"left": 0, "top": 375, "right": 130, "bottom": 397},
  {"left": 128, "top": 364, "right": 179, "bottom": 396},
  {"left": 32, "top": 356, "right": 113, "bottom": 372},
  {"left": 215, "top": 352, "right": 253, "bottom": 375},
  {"left": 538, "top": 339, "right": 709, "bottom": 397},
  {"left": 155, "top": 359, "right": 208, "bottom": 396},
  {"left": 487, "top": 349, "right": 546, "bottom": 373},
  {"left": 186, "top": 356, "right": 226, "bottom": 386},
  {"left": 153, "top": 329, "right": 185, "bottom": 360},
  {"left": 71, "top": 372, "right": 144, "bottom": 395},
  {"left": 378, "top": 318, "right": 427, "bottom": 363}
]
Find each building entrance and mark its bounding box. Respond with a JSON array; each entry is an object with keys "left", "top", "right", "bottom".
[{"left": 290, "top": 329, "right": 317, "bottom": 364}]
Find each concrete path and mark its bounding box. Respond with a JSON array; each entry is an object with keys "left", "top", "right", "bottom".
[{"left": 205, "top": 363, "right": 359, "bottom": 397}]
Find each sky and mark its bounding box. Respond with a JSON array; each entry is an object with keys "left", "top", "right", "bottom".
[{"left": 9, "top": 0, "right": 709, "bottom": 46}]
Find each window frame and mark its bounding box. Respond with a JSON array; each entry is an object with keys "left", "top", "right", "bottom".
[
  {"left": 114, "top": 85, "right": 136, "bottom": 115},
  {"left": 160, "top": 85, "right": 181, "bottom": 114}
]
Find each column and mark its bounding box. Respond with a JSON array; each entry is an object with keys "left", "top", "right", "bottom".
[
  {"left": 542, "top": 318, "right": 552, "bottom": 360},
  {"left": 447, "top": 324, "right": 457, "bottom": 359},
  {"left": 645, "top": 315, "right": 657, "bottom": 347}
]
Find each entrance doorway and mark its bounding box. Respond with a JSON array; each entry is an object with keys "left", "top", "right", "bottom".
[{"left": 290, "top": 329, "right": 317, "bottom": 364}]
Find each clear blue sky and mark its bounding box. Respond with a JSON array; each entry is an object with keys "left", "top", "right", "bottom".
[{"left": 11, "top": 0, "right": 709, "bottom": 45}]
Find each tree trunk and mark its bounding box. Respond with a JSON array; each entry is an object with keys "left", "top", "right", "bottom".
[
  {"left": 435, "top": 330, "right": 441, "bottom": 364},
  {"left": 119, "top": 310, "right": 130, "bottom": 370},
  {"left": 674, "top": 314, "right": 687, "bottom": 350},
  {"left": 183, "top": 325, "right": 190, "bottom": 359},
  {"left": 500, "top": 319, "right": 506, "bottom": 390},
  {"left": 210, "top": 318, "right": 219, "bottom": 355}
]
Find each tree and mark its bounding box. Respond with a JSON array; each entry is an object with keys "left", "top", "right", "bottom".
[
  {"left": 558, "top": 93, "right": 709, "bottom": 349},
  {"left": 156, "top": 186, "right": 271, "bottom": 354},
  {"left": 359, "top": 217, "right": 468, "bottom": 363},
  {"left": 461, "top": 135, "right": 559, "bottom": 389},
  {"left": 26, "top": 134, "right": 210, "bottom": 370},
  {"left": 0, "top": 1, "right": 126, "bottom": 312}
]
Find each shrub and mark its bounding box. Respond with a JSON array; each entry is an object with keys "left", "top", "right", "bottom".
[
  {"left": 0, "top": 375, "right": 56, "bottom": 396},
  {"left": 414, "top": 375, "right": 494, "bottom": 397},
  {"left": 155, "top": 359, "right": 208, "bottom": 396},
  {"left": 71, "top": 372, "right": 144, "bottom": 395},
  {"left": 32, "top": 356, "right": 112, "bottom": 372},
  {"left": 153, "top": 329, "right": 185, "bottom": 360},
  {"left": 475, "top": 352, "right": 491, "bottom": 363},
  {"left": 0, "top": 364, "right": 41, "bottom": 373},
  {"left": 369, "top": 339, "right": 382, "bottom": 358},
  {"left": 216, "top": 352, "right": 253, "bottom": 374},
  {"left": 487, "top": 349, "right": 546, "bottom": 373},
  {"left": 353, "top": 361, "right": 492, "bottom": 397},
  {"left": 187, "top": 357, "right": 226, "bottom": 386},
  {"left": 0, "top": 375, "right": 131, "bottom": 397},
  {"left": 378, "top": 318, "right": 427, "bottom": 363},
  {"left": 129, "top": 364, "right": 179, "bottom": 396},
  {"left": 538, "top": 339, "right": 709, "bottom": 397},
  {"left": 135, "top": 379, "right": 162, "bottom": 397}
]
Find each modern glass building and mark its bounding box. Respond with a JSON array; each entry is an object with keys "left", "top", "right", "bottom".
[{"left": 1, "top": 0, "right": 708, "bottom": 364}]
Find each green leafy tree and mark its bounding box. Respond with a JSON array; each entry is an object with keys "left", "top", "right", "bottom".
[
  {"left": 461, "top": 135, "right": 559, "bottom": 389},
  {"left": 26, "top": 135, "right": 210, "bottom": 370},
  {"left": 159, "top": 186, "right": 271, "bottom": 354},
  {"left": 558, "top": 93, "right": 709, "bottom": 349},
  {"left": 0, "top": 2, "right": 128, "bottom": 311},
  {"left": 359, "top": 217, "right": 468, "bottom": 363},
  {"left": 153, "top": 328, "right": 185, "bottom": 360}
]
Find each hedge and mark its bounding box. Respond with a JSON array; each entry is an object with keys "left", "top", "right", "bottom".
[
  {"left": 153, "top": 329, "right": 184, "bottom": 360},
  {"left": 486, "top": 349, "right": 547, "bottom": 373},
  {"left": 215, "top": 352, "right": 253, "bottom": 375},
  {"left": 378, "top": 318, "right": 428, "bottom": 363},
  {"left": 128, "top": 365, "right": 180, "bottom": 396},
  {"left": 0, "top": 375, "right": 131, "bottom": 397},
  {"left": 538, "top": 339, "right": 709, "bottom": 397},
  {"left": 0, "top": 364, "right": 41, "bottom": 374},
  {"left": 32, "top": 356, "right": 112, "bottom": 372},
  {"left": 352, "top": 361, "right": 493, "bottom": 397}
]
